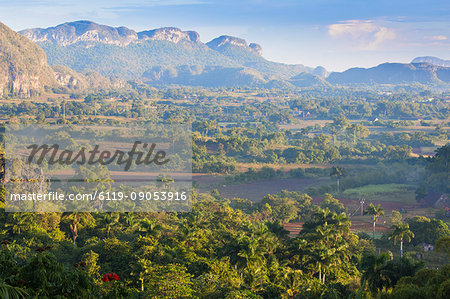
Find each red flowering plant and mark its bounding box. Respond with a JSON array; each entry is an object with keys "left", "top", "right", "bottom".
[
  {"left": 101, "top": 272, "right": 126, "bottom": 297},
  {"left": 101, "top": 273, "right": 120, "bottom": 282}
]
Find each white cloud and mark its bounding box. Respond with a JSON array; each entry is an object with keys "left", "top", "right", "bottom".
[
  {"left": 328, "top": 20, "right": 396, "bottom": 50},
  {"left": 430, "top": 35, "right": 447, "bottom": 41}
]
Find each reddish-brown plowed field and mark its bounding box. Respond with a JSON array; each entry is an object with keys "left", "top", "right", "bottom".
[
  {"left": 283, "top": 223, "right": 303, "bottom": 238},
  {"left": 197, "top": 176, "right": 433, "bottom": 237},
  {"left": 283, "top": 219, "right": 390, "bottom": 238},
  {"left": 284, "top": 196, "right": 424, "bottom": 237},
  {"left": 312, "top": 196, "right": 421, "bottom": 213}
]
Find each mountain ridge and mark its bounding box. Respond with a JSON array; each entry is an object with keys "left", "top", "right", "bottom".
[
  {"left": 138, "top": 27, "right": 200, "bottom": 44},
  {"left": 327, "top": 62, "right": 450, "bottom": 85},
  {"left": 20, "top": 21, "right": 259, "bottom": 52},
  {"left": 206, "top": 35, "right": 262, "bottom": 56},
  {"left": 20, "top": 20, "right": 138, "bottom": 46},
  {"left": 0, "top": 21, "right": 130, "bottom": 98},
  {"left": 21, "top": 20, "right": 204, "bottom": 46},
  {"left": 412, "top": 56, "right": 450, "bottom": 68},
  {"left": 0, "top": 21, "right": 57, "bottom": 97},
  {"left": 13, "top": 21, "right": 450, "bottom": 88},
  {"left": 18, "top": 20, "right": 320, "bottom": 82}
]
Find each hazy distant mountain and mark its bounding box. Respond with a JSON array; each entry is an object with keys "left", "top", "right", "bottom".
[
  {"left": 0, "top": 22, "right": 57, "bottom": 97},
  {"left": 206, "top": 35, "right": 263, "bottom": 56},
  {"left": 412, "top": 56, "right": 450, "bottom": 68},
  {"left": 327, "top": 62, "right": 450, "bottom": 85},
  {"left": 290, "top": 72, "right": 330, "bottom": 87},
  {"left": 21, "top": 21, "right": 203, "bottom": 47},
  {"left": 0, "top": 21, "right": 128, "bottom": 98},
  {"left": 142, "top": 65, "right": 269, "bottom": 87},
  {"left": 206, "top": 35, "right": 311, "bottom": 78},
  {"left": 141, "top": 63, "right": 332, "bottom": 88},
  {"left": 17, "top": 20, "right": 447, "bottom": 89},
  {"left": 312, "top": 66, "right": 328, "bottom": 77},
  {"left": 19, "top": 21, "right": 322, "bottom": 85},
  {"left": 138, "top": 27, "right": 201, "bottom": 44},
  {"left": 52, "top": 65, "right": 128, "bottom": 91},
  {"left": 20, "top": 21, "right": 138, "bottom": 46}
]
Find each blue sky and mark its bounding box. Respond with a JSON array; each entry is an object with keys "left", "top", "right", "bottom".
[{"left": 0, "top": 0, "right": 449, "bottom": 71}]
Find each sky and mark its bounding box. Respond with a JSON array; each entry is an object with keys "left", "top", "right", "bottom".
[{"left": 0, "top": 0, "right": 449, "bottom": 71}]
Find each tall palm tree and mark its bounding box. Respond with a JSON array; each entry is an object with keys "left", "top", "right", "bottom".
[
  {"left": 124, "top": 212, "right": 137, "bottom": 230},
  {"left": 331, "top": 212, "right": 351, "bottom": 237},
  {"left": 389, "top": 222, "right": 414, "bottom": 257},
  {"left": 8, "top": 213, "right": 35, "bottom": 235},
  {"left": 157, "top": 175, "right": 174, "bottom": 190},
  {"left": 329, "top": 166, "right": 345, "bottom": 193},
  {"left": 281, "top": 268, "right": 303, "bottom": 297},
  {"left": 365, "top": 203, "right": 385, "bottom": 239},
  {"left": 131, "top": 258, "right": 152, "bottom": 292},
  {"left": 300, "top": 208, "right": 351, "bottom": 283},
  {"left": 360, "top": 253, "right": 390, "bottom": 293},
  {"left": 138, "top": 218, "right": 161, "bottom": 237},
  {"left": 100, "top": 213, "right": 120, "bottom": 238},
  {"left": 62, "top": 212, "right": 94, "bottom": 246},
  {"left": 0, "top": 282, "right": 28, "bottom": 298}
]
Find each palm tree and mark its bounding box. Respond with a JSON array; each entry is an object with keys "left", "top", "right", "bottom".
[
  {"left": 389, "top": 222, "right": 414, "bottom": 257},
  {"left": 330, "top": 127, "right": 339, "bottom": 145},
  {"left": 329, "top": 166, "right": 345, "bottom": 193},
  {"left": 100, "top": 213, "right": 120, "bottom": 238},
  {"left": 347, "top": 123, "right": 369, "bottom": 145},
  {"left": 124, "top": 212, "right": 137, "bottom": 228},
  {"left": 8, "top": 213, "right": 35, "bottom": 235},
  {"left": 0, "top": 282, "right": 28, "bottom": 298},
  {"left": 131, "top": 258, "right": 152, "bottom": 292},
  {"left": 331, "top": 212, "right": 351, "bottom": 236},
  {"left": 157, "top": 175, "right": 174, "bottom": 190},
  {"left": 360, "top": 253, "right": 390, "bottom": 293},
  {"left": 300, "top": 208, "right": 351, "bottom": 283},
  {"left": 237, "top": 234, "right": 269, "bottom": 292},
  {"left": 62, "top": 212, "right": 94, "bottom": 246},
  {"left": 281, "top": 268, "right": 303, "bottom": 297},
  {"left": 365, "top": 203, "right": 385, "bottom": 239},
  {"left": 138, "top": 218, "right": 161, "bottom": 237}
]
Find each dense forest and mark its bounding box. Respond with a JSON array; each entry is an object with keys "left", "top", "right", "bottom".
[{"left": 0, "top": 85, "right": 449, "bottom": 298}]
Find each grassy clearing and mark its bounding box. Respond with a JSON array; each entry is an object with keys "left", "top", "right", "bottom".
[{"left": 342, "top": 184, "right": 416, "bottom": 203}]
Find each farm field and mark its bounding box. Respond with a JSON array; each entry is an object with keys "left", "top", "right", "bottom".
[
  {"left": 199, "top": 175, "right": 436, "bottom": 238},
  {"left": 341, "top": 184, "right": 417, "bottom": 203},
  {"left": 214, "top": 177, "right": 331, "bottom": 201}
]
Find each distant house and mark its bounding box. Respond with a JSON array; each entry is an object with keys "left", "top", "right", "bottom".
[
  {"left": 421, "top": 243, "right": 434, "bottom": 252},
  {"left": 295, "top": 110, "right": 311, "bottom": 118},
  {"left": 433, "top": 194, "right": 450, "bottom": 209},
  {"left": 419, "top": 193, "right": 449, "bottom": 209}
]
